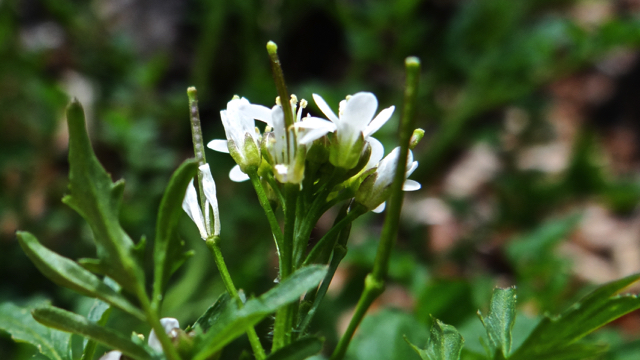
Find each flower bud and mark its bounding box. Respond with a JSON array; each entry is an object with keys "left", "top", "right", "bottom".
[
  {"left": 409, "top": 128, "right": 425, "bottom": 150},
  {"left": 355, "top": 172, "right": 391, "bottom": 211},
  {"left": 261, "top": 132, "right": 276, "bottom": 166},
  {"left": 241, "top": 132, "right": 262, "bottom": 169}
]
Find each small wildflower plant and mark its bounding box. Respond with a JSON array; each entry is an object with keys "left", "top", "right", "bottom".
[{"left": 4, "top": 41, "right": 640, "bottom": 360}]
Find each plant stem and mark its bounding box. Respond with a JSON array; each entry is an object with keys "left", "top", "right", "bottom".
[
  {"left": 186, "top": 87, "right": 265, "bottom": 358},
  {"left": 206, "top": 236, "right": 266, "bottom": 360},
  {"left": 137, "top": 286, "right": 182, "bottom": 360},
  {"left": 266, "top": 41, "right": 294, "bottom": 130},
  {"left": 264, "top": 171, "right": 285, "bottom": 207},
  {"left": 293, "top": 168, "right": 347, "bottom": 266},
  {"left": 297, "top": 213, "right": 352, "bottom": 335},
  {"left": 249, "top": 171, "right": 284, "bottom": 251},
  {"left": 302, "top": 207, "right": 363, "bottom": 266},
  {"left": 330, "top": 57, "right": 421, "bottom": 360},
  {"left": 272, "top": 184, "right": 298, "bottom": 350},
  {"left": 187, "top": 87, "right": 212, "bottom": 231}
]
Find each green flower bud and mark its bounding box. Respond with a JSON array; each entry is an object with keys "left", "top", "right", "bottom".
[
  {"left": 409, "top": 128, "right": 425, "bottom": 150},
  {"left": 261, "top": 131, "right": 275, "bottom": 166},
  {"left": 355, "top": 172, "right": 391, "bottom": 211},
  {"left": 241, "top": 132, "right": 262, "bottom": 169}
]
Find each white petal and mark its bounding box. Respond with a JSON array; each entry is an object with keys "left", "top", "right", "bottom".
[
  {"left": 403, "top": 179, "right": 421, "bottom": 191},
  {"left": 199, "top": 164, "right": 220, "bottom": 236},
  {"left": 99, "top": 351, "right": 122, "bottom": 360},
  {"left": 182, "top": 180, "right": 207, "bottom": 239},
  {"left": 376, "top": 147, "right": 401, "bottom": 188},
  {"left": 148, "top": 318, "right": 180, "bottom": 352},
  {"left": 295, "top": 117, "right": 337, "bottom": 130},
  {"left": 364, "top": 105, "right": 395, "bottom": 138},
  {"left": 342, "top": 92, "right": 378, "bottom": 133},
  {"left": 312, "top": 93, "right": 340, "bottom": 124},
  {"left": 365, "top": 137, "right": 384, "bottom": 171},
  {"left": 406, "top": 160, "right": 418, "bottom": 177},
  {"left": 229, "top": 165, "right": 250, "bottom": 182},
  {"left": 372, "top": 202, "right": 386, "bottom": 213},
  {"left": 240, "top": 103, "right": 274, "bottom": 126},
  {"left": 295, "top": 117, "right": 336, "bottom": 145},
  {"left": 207, "top": 139, "right": 230, "bottom": 153}
]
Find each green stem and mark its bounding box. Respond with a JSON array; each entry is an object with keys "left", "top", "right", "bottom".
[
  {"left": 249, "top": 171, "right": 284, "bottom": 251},
  {"left": 264, "top": 171, "right": 285, "bottom": 207},
  {"left": 137, "top": 288, "right": 182, "bottom": 360},
  {"left": 371, "top": 57, "right": 420, "bottom": 279},
  {"left": 302, "top": 207, "right": 364, "bottom": 266},
  {"left": 272, "top": 184, "right": 298, "bottom": 350},
  {"left": 266, "top": 41, "right": 294, "bottom": 130},
  {"left": 187, "top": 87, "right": 210, "bottom": 228},
  {"left": 330, "top": 57, "right": 421, "bottom": 360},
  {"left": 292, "top": 168, "right": 348, "bottom": 266},
  {"left": 297, "top": 218, "right": 352, "bottom": 336},
  {"left": 330, "top": 275, "right": 384, "bottom": 360},
  {"left": 206, "top": 237, "right": 266, "bottom": 360}
]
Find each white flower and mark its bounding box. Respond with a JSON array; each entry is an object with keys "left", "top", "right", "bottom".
[
  {"left": 98, "top": 318, "right": 181, "bottom": 359},
  {"left": 244, "top": 95, "right": 334, "bottom": 184},
  {"left": 355, "top": 147, "right": 421, "bottom": 213},
  {"left": 207, "top": 97, "right": 271, "bottom": 182},
  {"left": 182, "top": 163, "right": 220, "bottom": 239},
  {"left": 310, "top": 92, "right": 395, "bottom": 169},
  {"left": 99, "top": 351, "right": 122, "bottom": 360},
  {"left": 148, "top": 318, "right": 181, "bottom": 352}
]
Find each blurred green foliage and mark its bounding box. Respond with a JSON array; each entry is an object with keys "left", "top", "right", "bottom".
[{"left": 2, "top": 0, "right": 640, "bottom": 359}]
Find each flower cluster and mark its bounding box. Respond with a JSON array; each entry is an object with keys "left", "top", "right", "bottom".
[{"left": 203, "top": 91, "right": 420, "bottom": 212}]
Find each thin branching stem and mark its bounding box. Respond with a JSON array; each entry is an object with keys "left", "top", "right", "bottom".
[
  {"left": 249, "top": 171, "right": 284, "bottom": 251},
  {"left": 331, "top": 57, "right": 421, "bottom": 360},
  {"left": 207, "top": 236, "right": 266, "bottom": 360}
]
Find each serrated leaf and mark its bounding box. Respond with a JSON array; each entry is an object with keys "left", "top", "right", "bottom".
[
  {"left": 17, "top": 231, "right": 144, "bottom": 320},
  {"left": 61, "top": 99, "right": 144, "bottom": 293},
  {"left": 32, "top": 305, "right": 151, "bottom": 360},
  {"left": 266, "top": 336, "right": 323, "bottom": 360},
  {"left": 511, "top": 273, "right": 640, "bottom": 359},
  {"left": 193, "top": 265, "right": 327, "bottom": 360},
  {"left": 153, "top": 158, "right": 198, "bottom": 301},
  {"left": 405, "top": 319, "right": 464, "bottom": 360},
  {"left": 478, "top": 287, "right": 516, "bottom": 358},
  {"left": 0, "top": 302, "right": 71, "bottom": 360}
]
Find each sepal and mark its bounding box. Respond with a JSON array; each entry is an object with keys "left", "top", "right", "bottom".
[{"left": 330, "top": 131, "right": 365, "bottom": 170}]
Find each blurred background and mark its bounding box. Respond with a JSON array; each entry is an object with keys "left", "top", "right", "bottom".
[{"left": 3, "top": 0, "right": 640, "bottom": 358}]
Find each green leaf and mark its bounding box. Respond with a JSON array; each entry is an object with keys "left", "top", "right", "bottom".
[
  {"left": 478, "top": 287, "right": 516, "bottom": 358},
  {"left": 61, "top": 99, "right": 144, "bottom": 293},
  {"left": 16, "top": 231, "right": 145, "bottom": 320},
  {"left": 405, "top": 319, "right": 464, "bottom": 360},
  {"left": 81, "top": 298, "right": 112, "bottom": 360},
  {"left": 265, "top": 336, "right": 324, "bottom": 360},
  {"left": 32, "top": 305, "right": 151, "bottom": 360},
  {"left": 0, "top": 302, "right": 71, "bottom": 360},
  {"left": 510, "top": 273, "right": 640, "bottom": 359},
  {"left": 193, "top": 265, "right": 327, "bottom": 360},
  {"left": 348, "top": 309, "right": 429, "bottom": 360},
  {"left": 153, "top": 158, "right": 198, "bottom": 301},
  {"left": 188, "top": 292, "right": 232, "bottom": 333}
]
